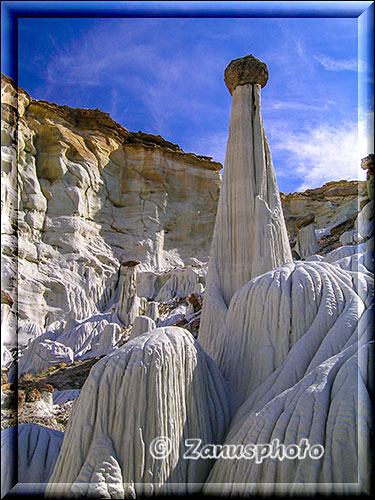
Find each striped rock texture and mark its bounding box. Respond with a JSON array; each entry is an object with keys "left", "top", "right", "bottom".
[
  {"left": 46, "top": 327, "right": 231, "bottom": 497},
  {"left": 203, "top": 259, "right": 373, "bottom": 495},
  {"left": 1, "top": 424, "right": 64, "bottom": 497},
  {"left": 199, "top": 81, "right": 292, "bottom": 363},
  {"left": 220, "top": 260, "right": 373, "bottom": 412}
]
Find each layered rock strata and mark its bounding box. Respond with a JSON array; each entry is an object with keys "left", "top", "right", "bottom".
[
  {"left": 281, "top": 180, "right": 368, "bottom": 254},
  {"left": 1, "top": 73, "right": 221, "bottom": 346},
  {"left": 1, "top": 72, "right": 370, "bottom": 351},
  {"left": 199, "top": 55, "right": 292, "bottom": 360}
]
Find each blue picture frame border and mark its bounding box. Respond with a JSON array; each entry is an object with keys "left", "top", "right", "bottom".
[{"left": 1, "top": 1, "right": 374, "bottom": 497}]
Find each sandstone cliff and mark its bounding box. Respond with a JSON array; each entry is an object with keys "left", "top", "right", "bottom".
[
  {"left": 281, "top": 180, "right": 368, "bottom": 254},
  {"left": 1, "top": 74, "right": 221, "bottom": 344}
]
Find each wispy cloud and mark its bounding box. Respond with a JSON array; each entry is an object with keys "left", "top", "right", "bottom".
[
  {"left": 268, "top": 121, "right": 367, "bottom": 191},
  {"left": 315, "top": 54, "right": 357, "bottom": 72},
  {"left": 265, "top": 98, "right": 338, "bottom": 112},
  {"left": 38, "top": 19, "right": 229, "bottom": 138}
]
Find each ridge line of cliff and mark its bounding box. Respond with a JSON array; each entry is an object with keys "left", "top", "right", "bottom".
[{"left": 1, "top": 73, "right": 222, "bottom": 172}]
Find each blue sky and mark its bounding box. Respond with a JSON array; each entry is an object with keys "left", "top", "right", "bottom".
[{"left": 10, "top": 2, "right": 375, "bottom": 193}]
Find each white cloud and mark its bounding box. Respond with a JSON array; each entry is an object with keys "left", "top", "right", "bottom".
[
  {"left": 265, "top": 98, "right": 337, "bottom": 112},
  {"left": 359, "top": 110, "right": 374, "bottom": 158},
  {"left": 269, "top": 121, "right": 367, "bottom": 191},
  {"left": 315, "top": 54, "right": 357, "bottom": 72}
]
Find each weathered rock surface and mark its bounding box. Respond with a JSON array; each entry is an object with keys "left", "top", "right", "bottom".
[
  {"left": 204, "top": 337, "right": 372, "bottom": 495},
  {"left": 295, "top": 223, "right": 319, "bottom": 259},
  {"left": 1, "top": 63, "right": 373, "bottom": 497},
  {"left": 224, "top": 54, "right": 269, "bottom": 94},
  {"left": 17, "top": 314, "right": 118, "bottom": 376},
  {"left": 52, "top": 389, "right": 81, "bottom": 405},
  {"left": 1, "top": 344, "right": 13, "bottom": 369},
  {"left": 30, "top": 339, "right": 74, "bottom": 376},
  {"left": 18, "top": 330, "right": 60, "bottom": 377},
  {"left": 1, "top": 424, "right": 64, "bottom": 497},
  {"left": 46, "top": 327, "right": 231, "bottom": 496},
  {"left": 129, "top": 315, "right": 156, "bottom": 340},
  {"left": 361, "top": 153, "right": 374, "bottom": 200},
  {"left": 1, "top": 73, "right": 221, "bottom": 347},
  {"left": 219, "top": 260, "right": 373, "bottom": 412},
  {"left": 115, "top": 262, "right": 140, "bottom": 326},
  {"left": 1, "top": 73, "right": 370, "bottom": 353},
  {"left": 199, "top": 56, "right": 292, "bottom": 361},
  {"left": 204, "top": 260, "right": 373, "bottom": 495},
  {"left": 137, "top": 266, "right": 204, "bottom": 302},
  {"left": 200, "top": 55, "right": 373, "bottom": 495},
  {"left": 281, "top": 180, "right": 368, "bottom": 254}
]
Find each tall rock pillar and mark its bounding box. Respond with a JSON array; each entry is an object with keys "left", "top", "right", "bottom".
[{"left": 199, "top": 54, "right": 292, "bottom": 361}]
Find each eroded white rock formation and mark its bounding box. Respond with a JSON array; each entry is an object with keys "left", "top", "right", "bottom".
[
  {"left": 30, "top": 339, "right": 74, "bottom": 375},
  {"left": 18, "top": 330, "right": 60, "bottom": 376},
  {"left": 1, "top": 73, "right": 221, "bottom": 348},
  {"left": 46, "top": 327, "right": 231, "bottom": 497},
  {"left": 129, "top": 315, "right": 156, "bottom": 340},
  {"left": 295, "top": 223, "right": 319, "bottom": 259},
  {"left": 52, "top": 389, "right": 81, "bottom": 405},
  {"left": 219, "top": 260, "right": 373, "bottom": 412},
  {"left": 115, "top": 260, "right": 140, "bottom": 326},
  {"left": 1, "top": 344, "right": 13, "bottom": 369},
  {"left": 16, "top": 313, "right": 122, "bottom": 376},
  {"left": 2, "top": 56, "right": 373, "bottom": 498},
  {"left": 199, "top": 54, "right": 292, "bottom": 361},
  {"left": 198, "top": 55, "right": 373, "bottom": 495},
  {"left": 204, "top": 278, "right": 372, "bottom": 494},
  {"left": 1, "top": 424, "right": 64, "bottom": 497}
]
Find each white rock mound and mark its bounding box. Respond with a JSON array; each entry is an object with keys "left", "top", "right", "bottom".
[
  {"left": 46, "top": 326, "right": 231, "bottom": 497},
  {"left": 204, "top": 312, "right": 373, "bottom": 495},
  {"left": 1, "top": 424, "right": 64, "bottom": 497},
  {"left": 307, "top": 240, "right": 374, "bottom": 275},
  {"left": 219, "top": 260, "right": 373, "bottom": 412},
  {"left": 18, "top": 330, "right": 60, "bottom": 376},
  {"left": 30, "top": 339, "right": 74, "bottom": 375},
  {"left": 1, "top": 344, "right": 13, "bottom": 369}
]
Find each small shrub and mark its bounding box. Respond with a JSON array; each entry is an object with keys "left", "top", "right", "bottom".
[{"left": 20, "top": 373, "right": 34, "bottom": 382}]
